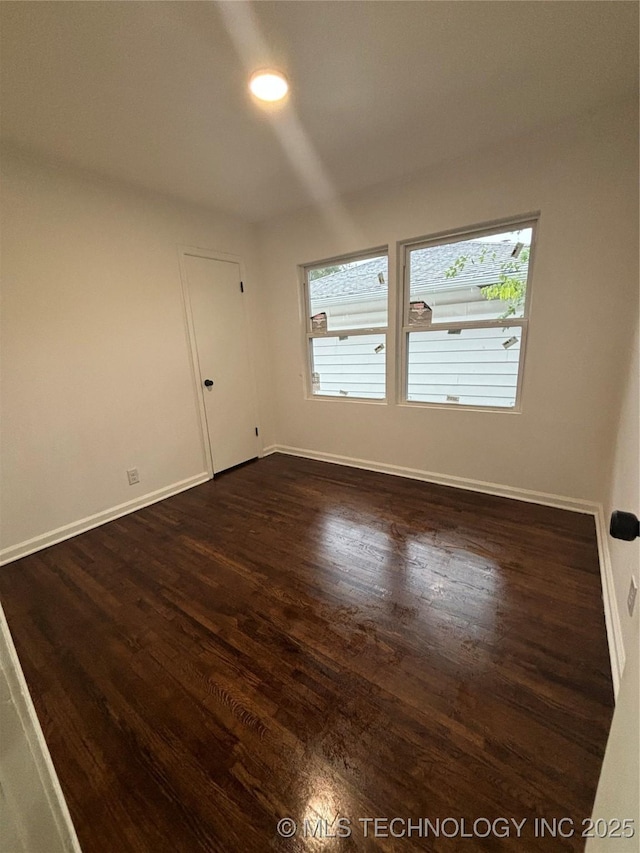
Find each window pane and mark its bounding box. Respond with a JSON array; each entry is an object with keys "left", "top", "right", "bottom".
[
  {"left": 407, "top": 327, "right": 522, "bottom": 408},
  {"left": 310, "top": 334, "right": 386, "bottom": 399},
  {"left": 308, "top": 255, "right": 388, "bottom": 331},
  {"left": 408, "top": 228, "right": 532, "bottom": 324}
]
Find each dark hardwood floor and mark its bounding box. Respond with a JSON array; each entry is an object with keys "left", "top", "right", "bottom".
[{"left": 0, "top": 454, "right": 613, "bottom": 852}]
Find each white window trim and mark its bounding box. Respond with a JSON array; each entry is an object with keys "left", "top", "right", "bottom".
[
  {"left": 300, "top": 246, "right": 390, "bottom": 403},
  {"left": 398, "top": 214, "right": 540, "bottom": 414}
]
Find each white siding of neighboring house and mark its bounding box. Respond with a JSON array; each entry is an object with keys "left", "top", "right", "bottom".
[
  {"left": 311, "top": 334, "right": 386, "bottom": 399},
  {"left": 310, "top": 294, "right": 522, "bottom": 406},
  {"left": 406, "top": 326, "right": 521, "bottom": 407}
]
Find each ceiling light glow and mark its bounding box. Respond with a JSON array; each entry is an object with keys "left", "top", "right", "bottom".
[{"left": 249, "top": 70, "right": 289, "bottom": 102}]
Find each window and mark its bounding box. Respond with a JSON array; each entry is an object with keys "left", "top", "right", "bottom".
[
  {"left": 301, "top": 218, "right": 537, "bottom": 411},
  {"left": 402, "top": 219, "right": 536, "bottom": 410},
  {"left": 304, "top": 250, "right": 388, "bottom": 400}
]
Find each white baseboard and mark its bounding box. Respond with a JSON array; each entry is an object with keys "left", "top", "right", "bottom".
[
  {"left": 0, "top": 473, "right": 209, "bottom": 567},
  {"left": 0, "top": 604, "right": 82, "bottom": 852},
  {"left": 268, "top": 444, "right": 599, "bottom": 513},
  {"left": 266, "top": 444, "right": 624, "bottom": 697},
  {"left": 594, "top": 507, "right": 625, "bottom": 697}
]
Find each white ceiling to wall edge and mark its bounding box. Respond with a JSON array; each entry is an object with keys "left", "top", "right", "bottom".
[{"left": 0, "top": 1, "right": 637, "bottom": 223}]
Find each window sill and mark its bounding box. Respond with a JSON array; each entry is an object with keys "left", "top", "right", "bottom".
[
  {"left": 305, "top": 394, "right": 388, "bottom": 406},
  {"left": 398, "top": 400, "right": 522, "bottom": 414}
]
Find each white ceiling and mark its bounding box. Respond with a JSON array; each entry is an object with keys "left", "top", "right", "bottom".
[{"left": 1, "top": 1, "right": 637, "bottom": 222}]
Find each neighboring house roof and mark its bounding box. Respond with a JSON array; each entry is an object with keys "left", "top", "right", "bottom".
[{"left": 309, "top": 240, "right": 527, "bottom": 303}]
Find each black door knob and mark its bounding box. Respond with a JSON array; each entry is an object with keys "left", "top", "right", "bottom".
[
  {"left": 610, "top": 510, "right": 640, "bottom": 541},
  {"left": 204, "top": 379, "right": 214, "bottom": 387}
]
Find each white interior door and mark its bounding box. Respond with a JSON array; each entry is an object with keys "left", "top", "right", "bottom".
[{"left": 184, "top": 254, "right": 259, "bottom": 474}]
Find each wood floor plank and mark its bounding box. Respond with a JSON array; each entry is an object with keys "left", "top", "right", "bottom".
[{"left": 0, "top": 455, "right": 613, "bottom": 852}]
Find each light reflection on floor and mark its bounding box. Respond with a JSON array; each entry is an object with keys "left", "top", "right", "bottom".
[{"left": 314, "top": 510, "right": 504, "bottom": 663}]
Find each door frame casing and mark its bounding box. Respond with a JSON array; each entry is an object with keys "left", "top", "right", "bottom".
[{"left": 178, "top": 246, "right": 262, "bottom": 479}]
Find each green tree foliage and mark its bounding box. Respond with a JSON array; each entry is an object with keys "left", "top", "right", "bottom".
[
  {"left": 444, "top": 243, "right": 530, "bottom": 319},
  {"left": 309, "top": 265, "right": 344, "bottom": 281}
]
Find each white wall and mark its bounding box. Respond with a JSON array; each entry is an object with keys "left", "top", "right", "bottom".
[
  {"left": 588, "top": 317, "right": 639, "bottom": 849},
  {"left": 588, "top": 584, "right": 639, "bottom": 852},
  {"left": 605, "top": 322, "right": 639, "bottom": 664},
  {"left": 257, "top": 99, "right": 638, "bottom": 503},
  {"left": 0, "top": 152, "right": 274, "bottom": 559},
  {"left": 0, "top": 604, "right": 81, "bottom": 852}
]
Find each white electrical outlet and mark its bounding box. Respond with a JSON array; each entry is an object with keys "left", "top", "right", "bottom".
[
  {"left": 127, "top": 468, "right": 140, "bottom": 486},
  {"left": 628, "top": 576, "right": 638, "bottom": 617}
]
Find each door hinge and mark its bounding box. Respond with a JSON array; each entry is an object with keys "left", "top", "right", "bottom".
[
  {"left": 255, "top": 427, "right": 259, "bottom": 436},
  {"left": 240, "top": 281, "right": 244, "bottom": 293}
]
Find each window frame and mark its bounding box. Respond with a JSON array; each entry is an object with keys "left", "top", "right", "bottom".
[
  {"left": 398, "top": 215, "right": 539, "bottom": 414},
  {"left": 301, "top": 246, "right": 390, "bottom": 403}
]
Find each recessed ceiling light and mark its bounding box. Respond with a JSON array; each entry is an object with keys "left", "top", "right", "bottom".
[{"left": 249, "top": 70, "right": 289, "bottom": 102}]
